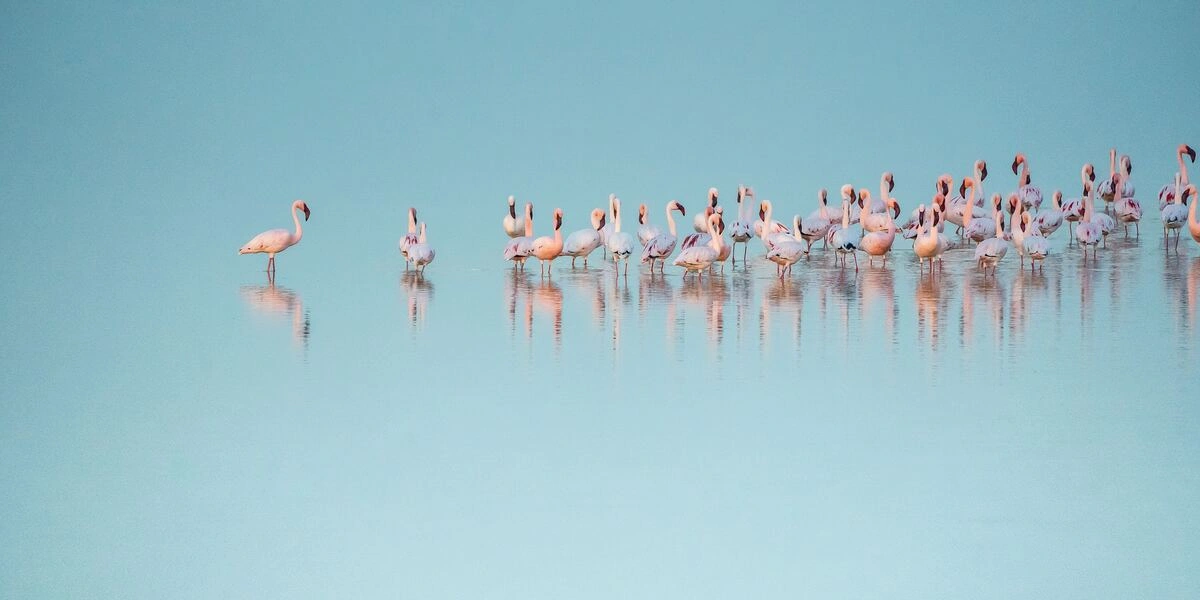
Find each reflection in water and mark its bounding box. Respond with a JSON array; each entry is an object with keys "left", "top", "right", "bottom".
[
  {"left": 679, "top": 274, "right": 730, "bottom": 347},
  {"left": 239, "top": 284, "right": 310, "bottom": 350},
  {"left": 915, "top": 271, "right": 951, "bottom": 348},
  {"left": 860, "top": 265, "right": 897, "bottom": 342},
  {"left": 399, "top": 272, "right": 434, "bottom": 328},
  {"left": 505, "top": 271, "right": 563, "bottom": 348}
]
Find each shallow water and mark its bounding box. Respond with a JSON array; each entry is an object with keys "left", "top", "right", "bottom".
[{"left": 2, "top": 203, "right": 1198, "bottom": 598}]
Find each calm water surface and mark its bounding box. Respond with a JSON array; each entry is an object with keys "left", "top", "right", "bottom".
[{"left": 2, "top": 209, "right": 1198, "bottom": 599}]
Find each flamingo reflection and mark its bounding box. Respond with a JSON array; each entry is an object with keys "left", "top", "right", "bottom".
[
  {"left": 239, "top": 283, "right": 310, "bottom": 350},
  {"left": 400, "top": 271, "right": 434, "bottom": 328}
]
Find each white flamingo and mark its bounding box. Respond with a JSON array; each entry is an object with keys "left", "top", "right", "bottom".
[
  {"left": 641, "top": 200, "right": 686, "bottom": 272},
  {"left": 862, "top": 188, "right": 902, "bottom": 233},
  {"left": 961, "top": 178, "right": 996, "bottom": 244},
  {"left": 1062, "top": 164, "right": 1095, "bottom": 242},
  {"left": 637, "top": 203, "right": 662, "bottom": 246},
  {"left": 1163, "top": 173, "right": 1188, "bottom": 250},
  {"left": 1113, "top": 158, "right": 1142, "bottom": 237},
  {"left": 1012, "top": 153, "right": 1043, "bottom": 212},
  {"left": 1032, "top": 190, "right": 1064, "bottom": 238},
  {"left": 1020, "top": 212, "right": 1049, "bottom": 271},
  {"left": 765, "top": 215, "right": 808, "bottom": 278},
  {"left": 674, "top": 213, "right": 723, "bottom": 278},
  {"left": 606, "top": 197, "right": 636, "bottom": 276},
  {"left": 1098, "top": 149, "right": 1135, "bottom": 211},
  {"left": 532, "top": 208, "right": 564, "bottom": 276},
  {"left": 801, "top": 188, "right": 833, "bottom": 250},
  {"left": 399, "top": 207, "right": 419, "bottom": 267},
  {"left": 757, "top": 199, "right": 793, "bottom": 251},
  {"left": 503, "top": 195, "right": 525, "bottom": 238},
  {"left": 1076, "top": 179, "right": 1102, "bottom": 259},
  {"left": 824, "top": 184, "right": 858, "bottom": 242},
  {"left": 1007, "top": 193, "right": 1027, "bottom": 266},
  {"left": 729, "top": 185, "right": 755, "bottom": 263},
  {"left": 946, "top": 164, "right": 987, "bottom": 234},
  {"left": 974, "top": 204, "right": 1009, "bottom": 276},
  {"left": 503, "top": 202, "right": 535, "bottom": 269},
  {"left": 407, "top": 222, "right": 436, "bottom": 273},
  {"left": 561, "top": 208, "right": 605, "bottom": 267},
  {"left": 239, "top": 199, "right": 311, "bottom": 277},
  {"left": 830, "top": 192, "right": 862, "bottom": 270},
  {"left": 1159, "top": 144, "right": 1195, "bottom": 211},
  {"left": 694, "top": 187, "right": 719, "bottom": 233}
]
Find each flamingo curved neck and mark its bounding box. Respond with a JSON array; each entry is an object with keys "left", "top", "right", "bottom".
[
  {"left": 292, "top": 204, "right": 304, "bottom": 243},
  {"left": 665, "top": 204, "right": 677, "bottom": 236}
]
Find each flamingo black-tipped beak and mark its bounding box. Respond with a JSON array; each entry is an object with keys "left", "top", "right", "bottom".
[
  {"left": 940, "top": 181, "right": 949, "bottom": 195},
  {"left": 1011, "top": 158, "right": 1019, "bottom": 175},
  {"left": 1127, "top": 159, "right": 1133, "bottom": 175},
  {"left": 1187, "top": 146, "right": 1197, "bottom": 162},
  {"left": 302, "top": 205, "right": 311, "bottom": 221},
  {"left": 892, "top": 202, "right": 901, "bottom": 219},
  {"left": 678, "top": 204, "right": 687, "bottom": 216},
  {"left": 888, "top": 176, "right": 895, "bottom": 192},
  {"left": 556, "top": 214, "right": 562, "bottom": 229},
  {"left": 598, "top": 215, "right": 606, "bottom": 230},
  {"left": 959, "top": 181, "right": 967, "bottom": 198},
  {"left": 981, "top": 163, "right": 988, "bottom": 181},
  {"left": 509, "top": 204, "right": 516, "bottom": 218},
  {"left": 759, "top": 207, "right": 765, "bottom": 220}
]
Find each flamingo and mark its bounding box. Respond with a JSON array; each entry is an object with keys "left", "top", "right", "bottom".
[
  {"left": 407, "top": 222, "right": 436, "bottom": 273},
  {"left": 1113, "top": 158, "right": 1142, "bottom": 237},
  {"left": 399, "top": 207, "right": 419, "bottom": 267},
  {"left": 961, "top": 178, "right": 996, "bottom": 244},
  {"left": 674, "top": 213, "right": 723, "bottom": 278},
  {"left": 861, "top": 188, "right": 902, "bottom": 233},
  {"left": 824, "top": 184, "right": 858, "bottom": 242},
  {"left": 1099, "top": 150, "right": 1135, "bottom": 211},
  {"left": 641, "top": 200, "right": 686, "bottom": 272},
  {"left": 860, "top": 195, "right": 898, "bottom": 266},
  {"left": 1159, "top": 144, "right": 1195, "bottom": 211},
  {"left": 946, "top": 164, "right": 987, "bottom": 234},
  {"left": 913, "top": 202, "right": 947, "bottom": 273},
  {"left": 1007, "top": 193, "right": 1027, "bottom": 266},
  {"left": 1062, "top": 164, "right": 1095, "bottom": 242},
  {"left": 503, "top": 202, "right": 535, "bottom": 269},
  {"left": 1032, "top": 190, "right": 1065, "bottom": 238},
  {"left": 757, "top": 199, "right": 793, "bottom": 252},
  {"left": 637, "top": 203, "right": 662, "bottom": 247},
  {"left": 532, "top": 208, "right": 564, "bottom": 276},
  {"left": 729, "top": 185, "right": 755, "bottom": 264},
  {"left": 239, "top": 199, "right": 311, "bottom": 277},
  {"left": 599, "top": 194, "right": 616, "bottom": 257},
  {"left": 1012, "top": 153, "right": 1043, "bottom": 212},
  {"left": 1076, "top": 179, "right": 1102, "bottom": 259},
  {"left": 561, "top": 208, "right": 605, "bottom": 267},
  {"left": 1020, "top": 212, "right": 1049, "bottom": 271},
  {"left": 801, "top": 188, "right": 833, "bottom": 250},
  {"left": 694, "top": 188, "right": 719, "bottom": 233},
  {"left": 974, "top": 204, "right": 1009, "bottom": 276},
  {"left": 1163, "top": 173, "right": 1188, "bottom": 250},
  {"left": 765, "top": 215, "right": 808, "bottom": 278},
  {"left": 606, "top": 196, "right": 636, "bottom": 276},
  {"left": 711, "top": 212, "right": 733, "bottom": 273},
  {"left": 863, "top": 172, "right": 893, "bottom": 214},
  {"left": 830, "top": 192, "right": 862, "bottom": 270},
  {"left": 503, "top": 195, "right": 525, "bottom": 238}
]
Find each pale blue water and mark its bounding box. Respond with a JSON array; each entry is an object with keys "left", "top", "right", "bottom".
[{"left": 4, "top": 1, "right": 1200, "bottom": 597}]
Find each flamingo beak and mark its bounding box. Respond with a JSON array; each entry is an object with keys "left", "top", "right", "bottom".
[
  {"left": 1011, "top": 158, "right": 1019, "bottom": 175},
  {"left": 759, "top": 207, "right": 766, "bottom": 220},
  {"left": 959, "top": 181, "right": 967, "bottom": 198},
  {"left": 981, "top": 163, "right": 988, "bottom": 181},
  {"left": 888, "top": 176, "right": 895, "bottom": 192},
  {"left": 1127, "top": 159, "right": 1133, "bottom": 175},
  {"left": 678, "top": 204, "right": 687, "bottom": 216},
  {"left": 302, "top": 204, "right": 311, "bottom": 221},
  {"left": 1088, "top": 168, "right": 1095, "bottom": 182},
  {"left": 509, "top": 204, "right": 516, "bottom": 218},
  {"left": 556, "top": 214, "right": 562, "bottom": 229},
  {"left": 599, "top": 214, "right": 606, "bottom": 230},
  {"left": 892, "top": 202, "right": 901, "bottom": 219},
  {"left": 1187, "top": 146, "right": 1197, "bottom": 163}
]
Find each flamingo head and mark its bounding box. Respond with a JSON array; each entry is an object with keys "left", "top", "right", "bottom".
[
  {"left": 297, "top": 201, "right": 311, "bottom": 221},
  {"left": 508, "top": 198, "right": 516, "bottom": 218},
  {"left": 708, "top": 187, "right": 719, "bottom": 207},
  {"left": 1012, "top": 153, "right": 1027, "bottom": 175},
  {"left": 553, "top": 208, "right": 563, "bottom": 230},
  {"left": 638, "top": 203, "right": 647, "bottom": 224},
  {"left": 1083, "top": 163, "right": 1095, "bottom": 182},
  {"left": 937, "top": 174, "right": 952, "bottom": 196},
  {"left": 717, "top": 215, "right": 726, "bottom": 235},
  {"left": 671, "top": 200, "right": 687, "bottom": 215},
  {"left": 592, "top": 208, "right": 606, "bottom": 230},
  {"left": 1121, "top": 155, "right": 1133, "bottom": 175},
  {"left": 758, "top": 201, "right": 768, "bottom": 221},
  {"left": 918, "top": 204, "right": 926, "bottom": 223},
  {"left": 840, "top": 183, "right": 855, "bottom": 201},
  {"left": 1006, "top": 194, "right": 1017, "bottom": 215},
  {"left": 883, "top": 172, "right": 894, "bottom": 192},
  {"left": 976, "top": 160, "right": 988, "bottom": 181},
  {"left": 857, "top": 189, "right": 870, "bottom": 208},
  {"left": 933, "top": 193, "right": 946, "bottom": 212},
  {"left": 1184, "top": 185, "right": 1196, "bottom": 205},
  {"left": 508, "top": 195, "right": 516, "bottom": 207},
  {"left": 819, "top": 188, "right": 828, "bottom": 204},
  {"left": 1180, "top": 144, "right": 1196, "bottom": 163},
  {"left": 891, "top": 198, "right": 901, "bottom": 219}
]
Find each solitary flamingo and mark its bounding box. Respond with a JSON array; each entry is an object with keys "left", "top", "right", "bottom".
[
  {"left": 239, "top": 199, "right": 311, "bottom": 278},
  {"left": 407, "top": 222, "right": 436, "bottom": 273}
]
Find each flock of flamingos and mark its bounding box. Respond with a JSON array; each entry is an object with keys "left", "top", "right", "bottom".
[{"left": 238, "top": 145, "right": 1200, "bottom": 280}]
